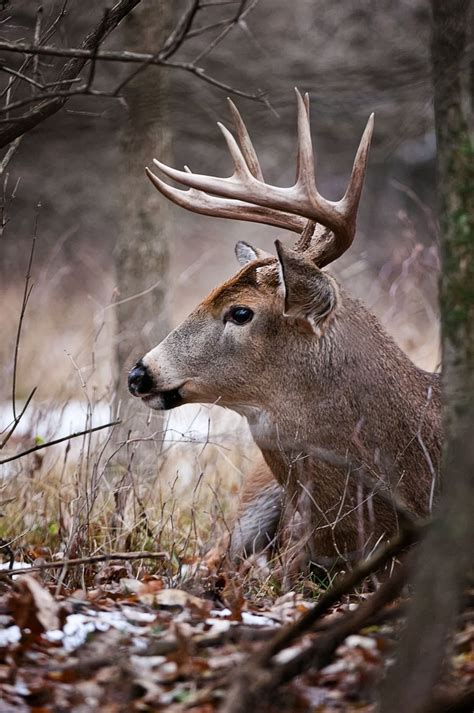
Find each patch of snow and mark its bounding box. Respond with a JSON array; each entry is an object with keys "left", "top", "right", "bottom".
[
  {"left": 320, "top": 659, "right": 348, "bottom": 676},
  {"left": 0, "top": 401, "right": 248, "bottom": 446},
  {"left": 274, "top": 644, "right": 306, "bottom": 664},
  {"left": 204, "top": 618, "right": 234, "bottom": 634},
  {"left": 45, "top": 607, "right": 158, "bottom": 652},
  {"left": 241, "top": 611, "right": 276, "bottom": 627},
  {"left": 208, "top": 608, "right": 276, "bottom": 627},
  {"left": 0, "top": 625, "right": 21, "bottom": 647},
  {"left": 0, "top": 399, "right": 253, "bottom": 484},
  {"left": 209, "top": 608, "right": 232, "bottom": 618},
  {"left": 344, "top": 634, "right": 377, "bottom": 651},
  {"left": 0, "top": 561, "right": 32, "bottom": 580}
]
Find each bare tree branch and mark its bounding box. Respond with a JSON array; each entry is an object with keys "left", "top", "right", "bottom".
[
  {"left": 32, "top": 4, "right": 43, "bottom": 95},
  {"left": 0, "top": 0, "right": 265, "bottom": 148},
  {"left": 0, "top": 550, "right": 169, "bottom": 578},
  {"left": 0, "top": 134, "right": 21, "bottom": 175},
  {"left": 11, "top": 210, "right": 37, "bottom": 421},
  {"left": 255, "top": 520, "right": 421, "bottom": 667},
  {"left": 275, "top": 557, "right": 411, "bottom": 687},
  {"left": 0, "top": 0, "right": 142, "bottom": 147}
]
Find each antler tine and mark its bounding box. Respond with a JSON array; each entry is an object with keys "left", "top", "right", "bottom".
[
  {"left": 306, "top": 112, "right": 374, "bottom": 268},
  {"left": 341, "top": 112, "right": 374, "bottom": 213},
  {"left": 296, "top": 91, "right": 317, "bottom": 248},
  {"left": 145, "top": 166, "right": 307, "bottom": 233},
  {"left": 227, "top": 98, "right": 264, "bottom": 182},
  {"left": 217, "top": 122, "right": 254, "bottom": 180},
  {"left": 303, "top": 91, "right": 310, "bottom": 117},
  {"left": 295, "top": 88, "right": 317, "bottom": 191}
]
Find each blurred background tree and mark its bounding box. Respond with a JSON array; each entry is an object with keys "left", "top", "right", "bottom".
[
  {"left": 114, "top": 2, "right": 172, "bottom": 402},
  {"left": 382, "top": 1, "right": 473, "bottom": 710}
]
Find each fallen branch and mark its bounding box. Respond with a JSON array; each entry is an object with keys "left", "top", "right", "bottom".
[
  {"left": 0, "top": 550, "right": 168, "bottom": 578},
  {"left": 260, "top": 522, "right": 421, "bottom": 664},
  {"left": 222, "top": 521, "right": 423, "bottom": 713},
  {"left": 276, "top": 557, "right": 411, "bottom": 686}
]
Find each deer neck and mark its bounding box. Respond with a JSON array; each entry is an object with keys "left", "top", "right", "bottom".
[{"left": 239, "top": 297, "right": 436, "bottom": 492}]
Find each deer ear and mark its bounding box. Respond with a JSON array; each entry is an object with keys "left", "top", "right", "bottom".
[
  {"left": 235, "top": 241, "right": 272, "bottom": 266},
  {"left": 275, "top": 240, "right": 338, "bottom": 334}
]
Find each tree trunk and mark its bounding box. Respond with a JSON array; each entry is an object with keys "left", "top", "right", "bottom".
[
  {"left": 114, "top": 3, "right": 172, "bottom": 403},
  {"left": 112, "top": 3, "right": 172, "bottom": 535},
  {"left": 380, "top": 2, "right": 473, "bottom": 710}
]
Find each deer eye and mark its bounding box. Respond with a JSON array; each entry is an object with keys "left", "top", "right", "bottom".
[{"left": 225, "top": 306, "right": 254, "bottom": 325}]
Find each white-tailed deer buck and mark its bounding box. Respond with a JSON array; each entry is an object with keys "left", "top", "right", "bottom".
[{"left": 128, "top": 90, "right": 441, "bottom": 573}]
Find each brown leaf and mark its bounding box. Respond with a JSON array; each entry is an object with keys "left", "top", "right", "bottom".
[
  {"left": 94, "top": 563, "right": 132, "bottom": 586},
  {"left": 138, "top": 588, "right": 212, "bottom": 617},
  {"left": 8, "top": 575, "right": 60, "bottom": 635}
]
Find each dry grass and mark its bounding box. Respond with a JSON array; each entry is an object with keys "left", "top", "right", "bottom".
[{"left": 0, "top": 391, "right": 256, "bottom": 573}]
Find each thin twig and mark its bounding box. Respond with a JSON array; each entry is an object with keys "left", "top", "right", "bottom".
[
  {"left": 84, "top": 7, "right": 110, "bottom": 93},
  {"left": 0, "top": 134, "right": 21, "bottom": 175},
  {"left": 162, "top": 59, "right": 264, "bottom": 100},
  {"left": 159, "top": 0, "right": 200, "bottom": 61},
  {"left": 186, "top": 18, "right": 235, "bottom": 39},
  {"left": 0, "top": 386, "right": 37, "bottom": 449},
  {"left": 0, "top": 86, "right": 125, "bottom": 117},
  {"left": 32, "top": 5, "right": 43, "bottom": 95},
  {"left": 0, "top": 419, "right": 121, "bottom": 465},
  {"left": 192, "top": 0, "right": 247, "bottom": 65},
  {"left": 11, "top": 210, "right": 38, "bottom": 421},
  {"left": 0, "top": 63, "right": 45, "bottom": 91},
  {"left": 0, "top": 550, "right": 169, "bottom": 578}
]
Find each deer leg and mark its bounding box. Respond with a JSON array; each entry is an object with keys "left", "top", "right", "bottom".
[
  {"left": 229, "top": 480, "right": 283, "bottom": 560},
  {"left": 203, "top": 459, "right": 283, "bottom": 569}
]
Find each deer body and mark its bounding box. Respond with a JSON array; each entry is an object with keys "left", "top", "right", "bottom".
[
  {"left": 139, "top": 261, "right": 440, "bottom": 564},
  {"left": 128, "top": 91, "right": 441, "bottom": 569}
]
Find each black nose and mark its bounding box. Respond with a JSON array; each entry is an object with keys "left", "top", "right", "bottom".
[{"left": 128, "top": 360, "right": 154, "bottom": 396}]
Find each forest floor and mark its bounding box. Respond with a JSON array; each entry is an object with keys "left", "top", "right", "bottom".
[{"left": 0, "top": 550, "right": 472, "bottom": 713}]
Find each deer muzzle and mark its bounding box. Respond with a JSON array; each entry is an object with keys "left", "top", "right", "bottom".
[{"left": 128, "top": 358, "right": 185, "bottom": 410}]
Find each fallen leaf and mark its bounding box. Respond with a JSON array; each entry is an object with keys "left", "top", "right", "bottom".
[
  {"left": 138, "top": 588, "right": 212, "bottom": 617},
  {"left": 8, "top": 575, "right": 61, "bottom": 635}
]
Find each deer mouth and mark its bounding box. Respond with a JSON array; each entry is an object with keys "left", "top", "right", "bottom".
[{"left": 142, "top": 385, "right": 184, "bottom": 411}]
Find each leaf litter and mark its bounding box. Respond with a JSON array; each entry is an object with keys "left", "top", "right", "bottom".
[{"left": 0, "top": 557, "right": 472, "bottom": 712}]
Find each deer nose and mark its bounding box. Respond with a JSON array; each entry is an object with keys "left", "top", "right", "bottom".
[{"left": 128, "top": 360, "right": 154, "bottom": 396}]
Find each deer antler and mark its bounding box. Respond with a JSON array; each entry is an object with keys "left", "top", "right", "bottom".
[{"left": 146, "top": 89, "right": 374, "bottom": 267}]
